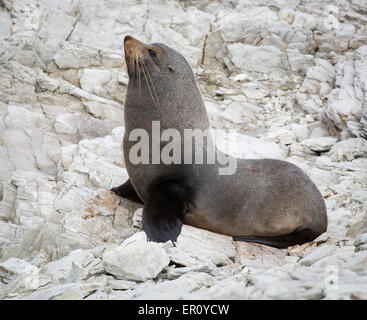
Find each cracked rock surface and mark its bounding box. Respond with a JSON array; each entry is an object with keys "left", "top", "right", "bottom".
[{"left": 0, "top": 0, "right": 367, "bottom": 300}]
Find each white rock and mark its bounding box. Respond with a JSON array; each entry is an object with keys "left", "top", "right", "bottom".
[
  {"left": 234, "top": 242, "right": 288, "bottom": 269},
  {"left": 241, "top": 82, "right": 269, "bottom": 99},
  {"left": 108, "top": 278, "right": 137, "bottom": 290},
  {"left": 132, "top": 208, "right": 143, "bottom": 229},
  {"left": 328, "top": 138, "right": 367, "bottom": 162},
  {"left": 43, "top": 249, "right": 103, "bottom": 283},
  {"left": 129, "top": 272, "right": 214, "bottom": 299},
  {"left": 0, "top": 258, "right": 38, "bottom": 279},
  {"left": 351, "top": 190, "right": 367, "bottom": 204},
  {"left": 166, "top": 246, "right": 208, "bottom": 267},
  {"left": 0, "top": 258, "right": 44, "bottom": 291},
  {"left": 279, "top": 8, "right": 295, "bottom": 25},
  {"left": 228, "top": 44, "right": 283, "bottom": 74},
  {"left": 301, "top": 137, "right": 338, "bottom": 152},
  {"left": 176, "top": 225, "right": 236, "bottom": 266},
  {"left": 102, "top": 232, "right": 170, "bottom": 281},
  {"left": 355, "top": 233, "right": 367, "bottom": 249},
  {"left": 27, "top": 283, "right": 101, "bottom": 300},
  {"left": 0, "top": 11, "right": 11, "bottom": 40},
  {"left": 166, "top": 263, "right": 213, "bottom": 280},
  {"left": 323, "top": 45, "right": 367, "bottom": 138},
  {"left": 80, "top": 69, "right": 111, "bottom": 94},
  {"left": 300, "top": 245, "right": 338, "bottom": 266}
]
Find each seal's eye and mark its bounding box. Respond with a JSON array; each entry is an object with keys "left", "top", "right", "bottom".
[
  {"left": 168, "top": 66, "right": 174, "bottom": 72},
  {"left": 148, "top": 49, "right": 156, "bottom": 58}
]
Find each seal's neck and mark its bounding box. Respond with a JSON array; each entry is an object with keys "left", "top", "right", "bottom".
[{"left": 124, "top": 77, "right": 210, "bottom": 133}]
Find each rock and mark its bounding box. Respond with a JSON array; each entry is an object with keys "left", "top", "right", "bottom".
[
  {"left": 328, "top": 138, "right": 367, "bottom": 162},
  {"left": 351, "top": 190, "right": 367, "bottom": 204},
  {"left": 0, "top": 258, "right": 51, "bottom": 295},
  {"left": 241, "top": 82, "right": 269, "bottom": 100},
  {"left": 43, "top": 248, "right": 104, "bottom": 283},
  {"left": 108, "top": 278, "right": 137, "bottom": 290},
  {"left": 0, "top": 258, "right": 38, "bottom": 283},
  {"left": 234, "top": 242, "right": 288, "bottom": 269},
  {"left": 166, "top": 246, "right": 209, "bottom": 268},
  {"left": 348, "top": 216, "right": 367, "bottom": 238},
  {"left": 166, "top": 263, "right": 213, "bottom": 280},
  {"left": 102, "top": 232, "right": 170, "bottom": 281},
  {"left": 322, "top": 45, "right": 367, "bottom": 138},
  {"left": 300, "top": 245, "right": 338, "bottom": 266},
  {"left": 0, "top": 221, "right": 19, "bottom": 259},
  {"left": 0, "top": 10, "right": 11, "bottom": 41},
  {"left": 27, "top": 283, "right": 101, "bottom": 300},
  {"left": 129, "top": 272, "right": 214, "bottom": 300},
  {"left": 228, "top": 44, "right": 284, "bottom": 75},
  {"left": 132, "top": 208, "right": 143, "bottom": 229},
  {"left": 81, "top": 66, "right": 112, "bottom": 91},
  {"left": 355, "top": 233, "right": 367, "bottom": 251},
  {"left": 301, "top": 137, "right": 338, "bottom": 152},
  {"left": 176, "top": 225, "right": 236, "bottom": 266}
]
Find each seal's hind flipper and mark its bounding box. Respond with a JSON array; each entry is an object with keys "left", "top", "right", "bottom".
[
  {"left": 111, "top": 179, "right": 143, "bottom": 204},
  {"left": 233, "top": 229, "right": 318, "bottom": 249},
  {"left": 142, "top": 180, "right": 191, "bottom": 243}
]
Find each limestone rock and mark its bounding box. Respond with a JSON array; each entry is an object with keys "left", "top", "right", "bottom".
[
  {"left": 322, "top": 45, "right": 367, "bottom": 138},
  {"left": 354, "top": 233, "right": 367, "bottom": 251},
  {"left": 176, "top": 225, "right": 236, "bottom": 266},
  {"left": 102, "top": 232, "right": 170, "bottom": 281},
  {"left": 234, "top": 242, "right": 288, "bottom": 269},
  {"left": 228, "top": 44, "right": 285, "bottom": 75},
  {"left": 27, "top": 283, "right": 101, "bottom": 300},
  {"left": 300, "top": 245, "right": 338, "bottom": 266},
  {"left": 301, "top": 137, "right": 338, "bottom": 152},
  {"left": 327, "top": 138, "right": 367, "bottom": 161}
]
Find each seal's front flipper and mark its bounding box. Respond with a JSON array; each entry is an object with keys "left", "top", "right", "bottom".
[
  {"left": 111, "top": 179, "right": 143, "bottom": 204},
  {"left": 142, "top": 180, "right": 191, "bottom": 243},
  {"left": 233, "top": 229, "right": 318, "bottom": 249},
  {"left": 142, "top": 202, "right": 183, "bottom": 243}
]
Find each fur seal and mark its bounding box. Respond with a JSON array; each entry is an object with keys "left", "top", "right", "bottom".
[{"left": 111, "top": 35, "right": 327, "bottom": 248}]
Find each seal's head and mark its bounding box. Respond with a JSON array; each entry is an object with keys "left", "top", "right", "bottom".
[
  {"left": 123, "top": 36, "right": 201, "bottom": 111},
  {"left": 124, "top": 35, "right": 193, "bottom": 82},
  {"left": 123, "top": 35, "right": 209, "bottom": 131}
]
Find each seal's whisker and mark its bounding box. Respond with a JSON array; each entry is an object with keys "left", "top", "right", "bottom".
[
  {"left": 139, "top": 57, "right": 160, "bottom": 111},
  {"left": 134, "top": 57, "right": 139, "bottom": 82},
  {"left": 140, "top": 58, "right": 161, "bottom": 109},
  {"left": 141, "top": 64, "right": 160, "bottom": 110},
  {"left": 128, "top": 53, "right": 134, "bottom": 77},
  {"left": 139, "top": 59, "right": 154, "bottom": 102},
  {"left": 137, "top": 58, "right": 142, "bottom": 97}
]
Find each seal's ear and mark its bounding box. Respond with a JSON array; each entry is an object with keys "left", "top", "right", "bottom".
[{"left": 142, "top": 180, "right": 190, "bottom": 243}]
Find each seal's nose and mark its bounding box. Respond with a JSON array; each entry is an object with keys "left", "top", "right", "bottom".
[
  {"left": 124, "top": 35, "right": 147, "bottom": 49},
  {"left": 123, "top": 35, "right": 148, "bottom": 75},
  {"left": 124, "top": 35, "right": 138, "bottom": 59},
  {"left": 124, "top": 35, "right": 135, "bottom": 45}
]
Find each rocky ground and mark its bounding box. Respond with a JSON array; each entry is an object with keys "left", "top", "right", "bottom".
[{"left": 0, "top": 0, "right": 367, "bottom": 300}]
